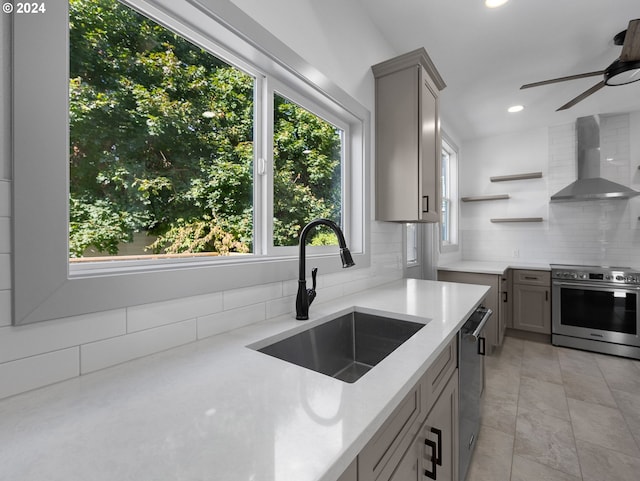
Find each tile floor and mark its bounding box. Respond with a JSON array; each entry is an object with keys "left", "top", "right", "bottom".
[{"left": 466, "top": 335, "right": 640, "bottom": 481}]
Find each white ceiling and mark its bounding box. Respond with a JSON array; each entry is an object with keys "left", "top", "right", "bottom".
[{"left": 358, "top": 0, "right": 640, "bottom": 141}]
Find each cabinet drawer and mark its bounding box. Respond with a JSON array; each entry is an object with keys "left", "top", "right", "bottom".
[
  {"left": 514, "top": 269, "right": 550, "bottom": 286},
  {"left": 421, "top": 338, "right": 457, "bottom": 416},
  {"left": 358, "top": 384, "right": 422, "bottom": 481}
]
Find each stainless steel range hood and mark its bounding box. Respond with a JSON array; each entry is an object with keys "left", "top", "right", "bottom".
[{"left": 550, "top": 115, "right": 640, "bottom": 202}]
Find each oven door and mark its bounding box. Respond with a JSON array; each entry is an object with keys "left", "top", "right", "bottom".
[{"left": 552, "top": 280, "right": 640, "bottom": 347}]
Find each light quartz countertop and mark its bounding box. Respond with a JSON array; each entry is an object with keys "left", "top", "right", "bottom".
[
  {"left": 0, "top": 278, "right": 489, "bottom": 481},
  {"left": 438, "top": 260, "right": 551, "bottom": 275}
]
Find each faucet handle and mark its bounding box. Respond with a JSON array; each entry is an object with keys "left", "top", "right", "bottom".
[{"left": 307, "top": 267, "right": 318, "bottom": 306}]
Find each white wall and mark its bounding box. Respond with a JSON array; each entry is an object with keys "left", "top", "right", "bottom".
[
  {"left": 0, "top": 1, "right": 404, "bottom": 399},
  {"left": 459, "top": 113, "right": 640, "bottom": 266}
]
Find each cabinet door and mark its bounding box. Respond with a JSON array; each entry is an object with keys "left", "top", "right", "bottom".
[
  {"left": 387, "top": 439, "right": 422, "bottom": 481},
  {"left": 421, "top": 370, "right": 459, "bottom": 481},
  {"left": 419, "top": 70, "right": 439, "bottom": 223},
  {"left": 513, "top": 284, "right": 551, "bottom": 334}
]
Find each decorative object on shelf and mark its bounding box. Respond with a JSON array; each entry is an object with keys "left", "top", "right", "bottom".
[
  {"left": 490, "top": 217, "right": 543, "bottom": 223},
  {"left": 490, "top": 172, "right": 543, "bottom": 182},
  {"left": 461, "top": 194, "right": 510, "bottom": 202}
]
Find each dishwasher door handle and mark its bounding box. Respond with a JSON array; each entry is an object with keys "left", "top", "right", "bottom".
[{"left": 470, "top": 308, "right": 493, "bottom": 339}]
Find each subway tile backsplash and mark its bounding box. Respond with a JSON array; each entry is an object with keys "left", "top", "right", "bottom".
[{"left": 460, "top": 112, "right": 640, "bottom": 267}]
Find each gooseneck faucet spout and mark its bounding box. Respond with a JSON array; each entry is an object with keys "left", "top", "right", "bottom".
[{"left": 296, "top": 218, "right": 355, "bottom": 320}]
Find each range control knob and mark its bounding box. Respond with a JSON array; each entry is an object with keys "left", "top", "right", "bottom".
[
  {"left": 605, "top": 275, "right": 613, "bottom": 281},
  {"left": 625, "top": 276, "right": 636, "bottom": 283},
  {"left": 616, "top": 275, "right": 625, "bottom": 281},
  {"left": 579, "top": 273, "right": 588, "bottom": 280},
  {"left": 569, "top": 273, "right": 578, "bottom": 279}
]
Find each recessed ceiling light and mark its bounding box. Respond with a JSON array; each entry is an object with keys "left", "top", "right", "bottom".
[
  {"left": 508, "top": 105, "right": 524, "bottom": 113},
  {"left": 485, "top": 0, "right": 509, "bottom": 8}
]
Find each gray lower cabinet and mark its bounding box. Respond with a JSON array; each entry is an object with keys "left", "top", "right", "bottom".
[
  {"left": 512, "top": 270, "right": 551, "bottom": 334},
  {"left": 337, "top": 459, "right": 358, "bottom": 481},
  {"left": 437, "top": 270, "right": 503, "bottom": 353},
  {"left": 357, "top": 338, "right": 458, "bottom": 481}
]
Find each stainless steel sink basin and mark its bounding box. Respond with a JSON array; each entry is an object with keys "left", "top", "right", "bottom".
[{"left": 256, "top": 312, "right": 426, "bottom": 383}]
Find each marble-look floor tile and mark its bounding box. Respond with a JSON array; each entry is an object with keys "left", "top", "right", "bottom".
[
  {"left": 610, "top": 388, "right": 640, "bottom": 448},
  {"left": 596, "top": 355, "right": 640, "bottom": 395},
  {"left": 561, "top": 369, "right": 617, "bottom": 408},
  {"left": 514, "top": 407, "right": 581, "bottom": 478},
  {"left": 521, "top": 345, "right": 563, "bottom": 385},
  {"left": 568, "top": 397, "right": 640, "bottom": 458},
  {"left": 480, "top": 388, "right": 518, "bottom": 435},
  {"left": 466, "top": 424, "right": 513, "bottom": 481},
  {"left": 485, "top": 363, "right": 521, "bottom": 397},
  {"left": 518, "top": 376, "right": 570, "bottom": 421},
  {"left": 511, "top": 455, "right": 581, "bottom": 481},
  {"left": 557, "top": 347, "right": 603, "bottom": 379},
  {"left": 576, "top": 439, "right": 640, "bottom": 481}
]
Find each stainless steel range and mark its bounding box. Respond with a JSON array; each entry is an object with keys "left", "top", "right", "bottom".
[{"left": 551, "top": 264, "right": 640, "bottom": 359}]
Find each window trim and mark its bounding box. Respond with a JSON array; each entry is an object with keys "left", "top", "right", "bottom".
[
  {"left": 440, "top": 132, "right": 459, "bottom": 253},
  {"left": 12, "top": 0, "right": 370, "bottom": 325}
]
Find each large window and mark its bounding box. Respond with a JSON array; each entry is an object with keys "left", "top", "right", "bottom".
[
  {"left": 440, "top": 135, "right": 458, "bottom": 252},
  {"left": 12, "top": 0, "right": 369, "bottom": 324},
  {"left": 68, "top": 0, "right": 346, "bottom": 261}
]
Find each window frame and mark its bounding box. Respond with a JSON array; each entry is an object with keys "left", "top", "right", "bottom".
[
  {"left": 12, "top": 0, "right": 370, "bottom": 325},
  {"left": 440, "top": 133, "right": 459, "bottom": 253}
]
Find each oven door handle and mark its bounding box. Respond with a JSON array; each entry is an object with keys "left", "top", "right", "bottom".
[{"left": 553, "top": 281, "right": 640, "bottom": 290}]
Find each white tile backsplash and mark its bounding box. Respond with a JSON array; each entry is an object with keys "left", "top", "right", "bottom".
[
  {"left": 80, "top": 319, "right": 197, "bottom": 374},
  {"left": 0, "top": 180, "right": 10, "bottom": 217},
  {"left": 127, "top": 292, "right": 223, "bottom": 333},
  {"left": 0, "top": 348, "right": 79, "bottom": 399},
  {"left": 0, "top": 309, "right": 126, "bottom": 364},
  {"left": 222, "top": 282, "right": 282, "bottom": 311},
  {"left": 460, "top": 113, "right": 640, "bottom": 267},
  {"left": 0, "top": 290, "right": 10, "bottom": 327},
  {"left": 0, "top": 254, "right": 9, "bottom": 291},
  {"left": 197, "top": 303, "right": 265, "bottom": 339}
]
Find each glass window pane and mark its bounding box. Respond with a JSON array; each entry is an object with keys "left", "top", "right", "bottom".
[
  {"left": 69, "top": 0, "right": 254, "bottom": 260},
  {"left": 273, "top": 93, "right": 343, "bottom": 247}
]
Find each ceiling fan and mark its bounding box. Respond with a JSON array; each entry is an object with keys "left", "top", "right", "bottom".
[{"left": 520, "top": 19, "right": 640, "bottom": 111}]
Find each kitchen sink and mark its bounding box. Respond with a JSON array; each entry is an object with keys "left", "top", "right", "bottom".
[{"left": 255, "top": 311, "right": 427, "bottom": 383}]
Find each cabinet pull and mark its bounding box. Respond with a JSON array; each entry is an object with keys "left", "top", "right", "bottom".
[
  {"left": 422, "top": 195, "right": 429, "bottom": 213},
  {"left": 524, "top": 276, "right": 538, "bottom": 280},
  {"left": 430, "top": 427, "right": 442, "bottom": 466},
  {"left": 502, "top": 291, "right": 508, "bottom": 303},
  {"left": 546, "top": 290, "right": 549, "bottom": 301},
  {"left": 424, "top": 438, "right": 437, "bottom": 480},
  {"left": 478, "top": 337, "right": 486, "bottom": 356}
]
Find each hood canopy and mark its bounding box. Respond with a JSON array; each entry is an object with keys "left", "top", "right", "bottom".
[{"left": 550, "top": 115, "right": 639, "bottom": 202}]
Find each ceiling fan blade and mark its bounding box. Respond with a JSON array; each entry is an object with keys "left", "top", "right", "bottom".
[
  {"left": 620, "top": 19, "right": 640, "bottom": 62},
  {"left": 556, "top": 80, "right": 606, "bottom": 111},
  {"left": 520, "top": 71, "right": 604, "bottom": 89}
]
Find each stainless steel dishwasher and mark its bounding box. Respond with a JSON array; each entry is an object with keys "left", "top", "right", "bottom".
[{"left": 458, "top": 305, "right": 492, "bottom": 481}]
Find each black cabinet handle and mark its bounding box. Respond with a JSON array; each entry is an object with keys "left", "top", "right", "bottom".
[
  {"left": 478, "top": 336, "right": 486, "bottom": 356},
  {"left": 545, "top": 290, "right": 549, "bottom": 302},
  {"left": 424, "top": 438, "right": 437, "bottom": 480},
  {"left": 430, "top": 427, "right": 442, "bottom": 466},
  {"left": 422, "top": 195, "right": 429, "bottom": 213},
  {"left": 502, "top": 291, "right": 508, "bottom": 303}
]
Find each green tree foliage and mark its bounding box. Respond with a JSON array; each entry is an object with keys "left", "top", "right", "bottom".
[{"left": 69, "top": 0, "right": 342, "bottom": 257}]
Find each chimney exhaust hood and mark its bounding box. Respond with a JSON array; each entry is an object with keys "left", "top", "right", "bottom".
[{"left": 550, "top": 115, "right": 640, "bottom": 202}]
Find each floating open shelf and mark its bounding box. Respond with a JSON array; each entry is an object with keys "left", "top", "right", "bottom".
[
  {"left": 461, "top": 194, "right": 510, "bottom": 202},
  {"left": 490, "top": 172, "right": 543, "bottom": 182},
  {"left": 490, "top": 217, "right": 543, "bottom": 223}
]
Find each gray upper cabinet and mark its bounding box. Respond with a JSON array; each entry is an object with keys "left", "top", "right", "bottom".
[{"left": 372, "top": 49, "right": 446, "bottom": 223}]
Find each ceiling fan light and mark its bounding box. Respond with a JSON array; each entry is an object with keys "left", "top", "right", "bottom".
[{"left": 604, "top": 59, "right": 640, "bottom": 86}]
